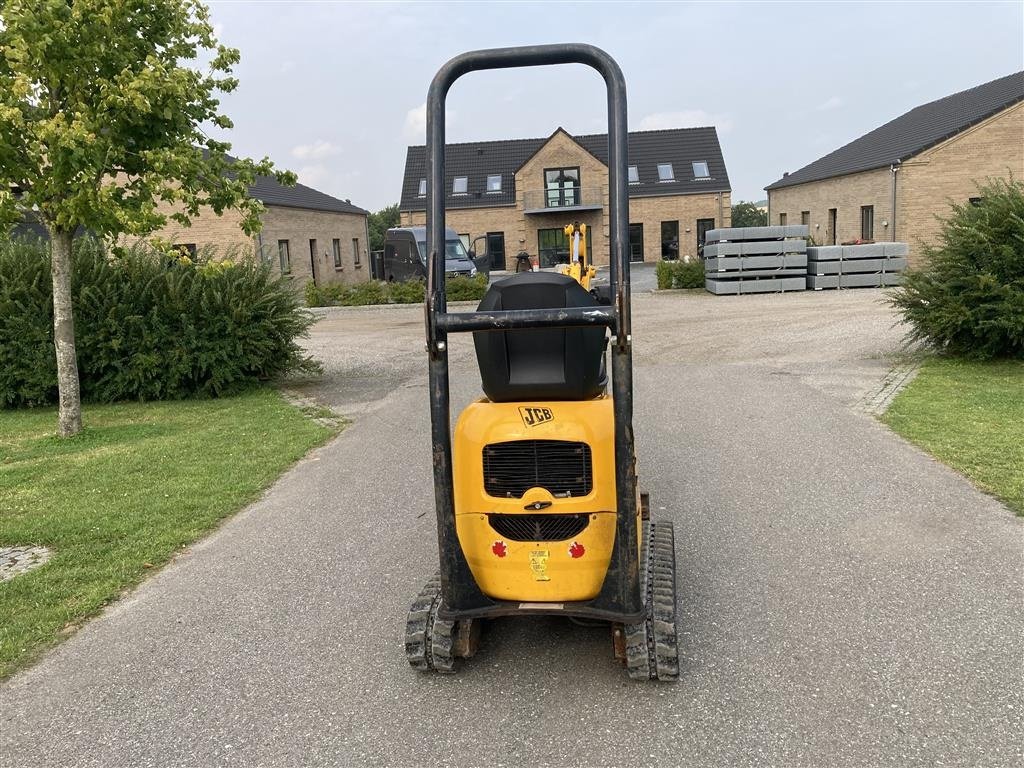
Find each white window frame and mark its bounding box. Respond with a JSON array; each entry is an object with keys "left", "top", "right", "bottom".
[
  {"left": 417, "top": 178, "right": 426, "bottom": 197},
  {"left": 628, "top": 165, "right": 640, "bottom": 184},
  {"left": 486, "top": 174, "right": 502, "bottom": 193},
  {"left": 657, "top": 163, "right": 675, "bottom": 182},
  {"left": 452, "top": 176, "right": 468, "bottom": 195},
  {"left": 692, "top": 161, "right": 710, "bottom": 179}
]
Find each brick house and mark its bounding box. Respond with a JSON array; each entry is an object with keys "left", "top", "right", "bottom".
[
  {"left": 131, "top": 174, "right": 371, "bottom": 289},
  {"left": 766, "top": 71, "right": 1023, "bottom": 264},
  {"left": 398, "top": 127, "right": 731, "bottom": 269}
]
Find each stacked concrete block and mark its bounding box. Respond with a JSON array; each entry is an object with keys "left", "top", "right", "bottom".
[
  {"left": 806, "top": 242, "right": 908, "bottom": 289},
  {"left": 704, "top": 225, "right": 808, "bottom": 295}
]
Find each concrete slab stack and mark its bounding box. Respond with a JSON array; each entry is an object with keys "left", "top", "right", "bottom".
[
  {"left": 806, "top": 243, "right": 908, "bottom": 289},
  {"left": 703, "top": 225, "right": 809, "bottom": 295}
]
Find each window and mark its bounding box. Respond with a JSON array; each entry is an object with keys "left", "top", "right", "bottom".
[
  {"left": 332, "top": 238, "right": 342, "bottom": 268},
  {"left": 173, "top": 243, "right": 197, "bottom": 259},
  {"left": 629, "top": 223, "right": 644, "bottom": 262},
  {"left": 861, "top": 205, "right": 874, "bottom": 240},
  {"left": 828, "top": 208, "right": 837, "bottom": 245},
  {"left": 487, "top": 232, "right": 506, "bottom": 271},
  {"left": 801, "top": 211, "right": 810, "bottom": 226},
  {"left": 692, "top": 161, "right": 710, "bottom": 179},
  {"left": 544, "top": 167, "right": 580, "bottom": 207},
  {"left": 486, "top": 174, "right": 502, "bottom": 192},
  {"left": 779, "top": 213, "right": 787, "bottom": 225},
  {"left": 538, "top": 227, "right": 569, "bottom": 268},
  {"left": 417, "top": 178, "right": 426, "bottom": 197},
  {"left": 657, "top": 163, "right": 675, "bottom": 182},
  {"left": 278, "top": 240, "right": 290, "bottom": 273},
  {"left": 352, "top": 238, "right": 361, "bottom": 266},
  {"left": 452, "top": 176, "right": 468, "bottom": 195},
  {"left": 628, "top": 165, "right": 640, "bottom": 184},
  {"left": 459, "top": 233, "right": 470, "bottom": 251},
  {"left": 660, "top": 220, "right": 679, "bottom": 260},
  {"left": 697, "top": 218, "right": 715, "bottom": 251}
]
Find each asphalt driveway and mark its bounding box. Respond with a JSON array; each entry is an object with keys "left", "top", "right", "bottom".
[{"left": 2, "top": 289, "right": 1021, "bottom": 767}]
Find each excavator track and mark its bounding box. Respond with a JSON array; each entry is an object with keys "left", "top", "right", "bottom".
[
  {"left": 624, "top": 521, "right": 680, "bottom": 681},
  {"left": 405, "top": 573, "right": 457, "bottom": 674}
]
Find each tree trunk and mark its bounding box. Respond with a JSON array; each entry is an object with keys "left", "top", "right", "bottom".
[{"left": 49, "top": 227, "right": 83, "bottom": 437}]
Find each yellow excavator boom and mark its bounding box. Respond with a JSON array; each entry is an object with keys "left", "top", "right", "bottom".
[{"left": 557, "top": 221, "right": 598, "bottom": 290}]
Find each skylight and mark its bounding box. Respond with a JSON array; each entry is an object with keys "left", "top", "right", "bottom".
[
  {"left": 486, "top": 174, "right": 502, "bottom": 192},
  {"left": 657, "top": 163, "right": 675, "bottom": 182},
  {"left": 452, "top": 176, "right": 468, "bottom": 194},
  {"left": 417, "top": 178, "right": 426, "bottom": 197},
  {"left": 692, "top": 161, "right": 710, "bottom": 179},
  {"left": 628, "top": 165, "right": 639, "bottom": 184}
]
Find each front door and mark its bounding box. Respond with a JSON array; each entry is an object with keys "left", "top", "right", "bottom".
[
  {"left": 628, "top": 223, "right": 644, "bottom": 262},
  {"left": 696, "top": 218, "right": 715, "bottom": 254},
  {"left": 487, "top": 232, "right": 506, "bottom": 271}
]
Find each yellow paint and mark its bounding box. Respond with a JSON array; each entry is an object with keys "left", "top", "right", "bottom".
[
  {"left": 557, "top": 222, "right": 597, "bottom": 290},
  {"left": 453, "top": 396, "right": 640, "bottom": 602}
]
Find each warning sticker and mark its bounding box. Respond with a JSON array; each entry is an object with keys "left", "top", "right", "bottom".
[{"left": 529, "top": 549, "right": 550, "bottom": 581}]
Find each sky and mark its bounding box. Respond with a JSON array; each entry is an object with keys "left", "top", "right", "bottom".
[{"left": 206, "top": 1, "right": 1024, "bottom": 211}]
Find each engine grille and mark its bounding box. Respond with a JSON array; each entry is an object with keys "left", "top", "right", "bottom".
[
  {"left": 482, "top": 440, "right": 593, "bottom": 498},
  {"left": 489, "top": 513, "right": 589, "bottom": 542}
]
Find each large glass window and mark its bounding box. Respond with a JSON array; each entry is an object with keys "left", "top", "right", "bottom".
[
  {"left": 660, "top": 221, "right": 679, "bottom": 260},
  {"left": 544, "top": 167, "right": 579, "bottom": 207},
  {"left": 538, "top": 227, "right": 569, "bottom": 267}
]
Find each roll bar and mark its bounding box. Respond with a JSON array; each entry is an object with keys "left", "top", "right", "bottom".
[{"left": 424, "top": 44, "right": 641, "bottom": 621}]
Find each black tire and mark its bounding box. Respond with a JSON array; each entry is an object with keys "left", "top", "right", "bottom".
[{"left": 405, "top": 573, "right": 458, "bottom": 674}]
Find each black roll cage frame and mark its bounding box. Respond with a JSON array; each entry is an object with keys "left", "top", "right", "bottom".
[{"left": 423, "top": 44, "right": 641, "bottom": 623}]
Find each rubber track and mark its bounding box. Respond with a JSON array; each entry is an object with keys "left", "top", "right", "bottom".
[
  {"left": 624, "top": 522, "right": 680, "bottom": 681},
  {"left": 404, "top": 573, "right": 457, "bottom": 674}
]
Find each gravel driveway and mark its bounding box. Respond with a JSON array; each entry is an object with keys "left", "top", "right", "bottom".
[{"left": 2, "top": 289, "right": 1021, "bottom": 767}]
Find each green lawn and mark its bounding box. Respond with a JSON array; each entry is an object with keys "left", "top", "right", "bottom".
[
  {"left": 882, "top": 358, "right": 1024, "bottom": 515},
  {"left": 0, "top": 388, "right": 338, "bottom": 679}
]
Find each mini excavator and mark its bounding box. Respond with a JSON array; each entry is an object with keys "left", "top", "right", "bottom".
[{"left": 405, "top": 43, "right": 679, "bottom": 681}]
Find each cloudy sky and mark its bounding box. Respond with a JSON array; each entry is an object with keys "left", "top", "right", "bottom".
[{"left": 207, "top": 1, "right": 1023, "bottom": 211}]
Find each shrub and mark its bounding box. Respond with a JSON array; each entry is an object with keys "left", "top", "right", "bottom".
[
  {"left": 306, "top": 274, "right": 487, "bottom": 307},
  {"left": 890, "top": 177, "right": 1024, "bottom": 360},
  {"left": 0, "top": 238, "right": 318, "bottom": 407},
  {"left": 656, "top": 259, "right": 705, "bottom": 289}
]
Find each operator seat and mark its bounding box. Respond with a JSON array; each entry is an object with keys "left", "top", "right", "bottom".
[{"left": 473, "top": 272, "right": 607, "bottom": 402}]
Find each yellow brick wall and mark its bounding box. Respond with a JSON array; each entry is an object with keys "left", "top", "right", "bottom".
[
  {"left": 767, "top": 167, "right": 892, "bottom": 249},
  {"left": 898, "top": 100, "right": 1024, "bottom": 249},
  {"left": 401, "top": 130, "right": 730, "bottom": 266},
  {"left": 123, "top": 205, "right": 252, "bottom": 253},
  {"left": 258, "top": 206, "right": 370, "bottom": 287}
]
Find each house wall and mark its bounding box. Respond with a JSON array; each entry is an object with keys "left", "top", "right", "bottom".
[
  {"left": 897, "top": 100, "right": 1024, "bottom": 249},
  {"left": 767, "top": 167, "right": 892, "bottom": 250},
  {"left": 401, "top": 130, "right": 730, "bottom": 267},
  {"left": 767, "top": 101, "right": 1024, "bottom": 265},
  {"left": 257, "top": 206, "right": 370, "bottom": 287}
]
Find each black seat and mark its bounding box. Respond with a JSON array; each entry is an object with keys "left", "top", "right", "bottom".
[{"left": 473, "top": 272, "right": 607, "bottom": 402}]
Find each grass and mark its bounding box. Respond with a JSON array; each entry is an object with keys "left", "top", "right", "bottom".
[
  {"left": 0, "top": 388, "right": 338, "bottom": 679},
  {"left": 882, "top": 358, "right": 1024, "bottom": 515}
]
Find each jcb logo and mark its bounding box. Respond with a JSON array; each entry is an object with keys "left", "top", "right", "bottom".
[{"left": 519, "top": 407, "right": 553, "bottom": 427}]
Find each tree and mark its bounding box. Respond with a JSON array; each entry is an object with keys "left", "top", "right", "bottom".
[
  {"left": 731, "top": 201, "right": 768, "bottom": 228},
  {"left": 368, "top": 203, "right": 400, "bottom": 252},
  {"left": 0, "top": 0, "right": 294, "bottom": 436}
]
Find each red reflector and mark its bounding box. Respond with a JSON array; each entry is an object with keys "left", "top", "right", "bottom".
[
  {"left": 569, "top": 541, "right": 585, "bottom": 558},
  {"left": 492, "top": 541, "right": 507, "bottom": 557}
]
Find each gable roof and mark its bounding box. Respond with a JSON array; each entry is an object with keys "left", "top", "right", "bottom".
[
  {"left": 248, "top": 175, "right": 368, "bottom": 216},
  {"left": 766, "top": 71, "right": 1024, "bottom": 191},
  {"left": 399, "top": 126, "right": 730, "bottom": 211}
]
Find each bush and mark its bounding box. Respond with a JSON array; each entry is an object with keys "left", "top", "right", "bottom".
[
  {"left": 890, "top": 177, "right": 1024, "bottom": 360},
  {"left": 0, "top": 238, "right": 317, "bottom": 407},
  {"left": 656, "top": 259, "right": 705, "bottom": 289},
  {"left": 306, "top": 274, "right": 488, "bottom": 307}
]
